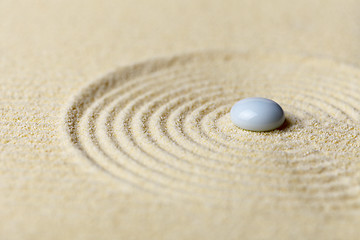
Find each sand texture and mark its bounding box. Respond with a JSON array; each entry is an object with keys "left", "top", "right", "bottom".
[{"left": 1, "top": 0, "right": 360, "bottom": 239}]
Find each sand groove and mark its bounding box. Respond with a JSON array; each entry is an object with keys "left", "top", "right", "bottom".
[{"left": 65, "top": 51, "right": 360, "bottom": 209}]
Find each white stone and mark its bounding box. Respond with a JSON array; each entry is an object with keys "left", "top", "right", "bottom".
[{"left": 230, "top": 97, "right": 285, "bottom": 131}]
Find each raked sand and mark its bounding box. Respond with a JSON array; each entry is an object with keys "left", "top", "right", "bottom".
[{"left": 1, "top": 0, "right": 360, "bottom": 239}]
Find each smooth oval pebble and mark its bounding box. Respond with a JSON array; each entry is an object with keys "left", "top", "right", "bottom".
[{"left": 230, "top": 97, "right": 285, "bottom": 131}]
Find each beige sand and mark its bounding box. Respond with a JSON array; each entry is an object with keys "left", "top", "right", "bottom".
[{"left": 1, "top": 0, "right": 360, "bottom": 239}]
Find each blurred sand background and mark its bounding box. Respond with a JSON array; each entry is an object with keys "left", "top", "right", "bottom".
[{"left": 1, "top": 0, "right": 360, "bottom": 239}]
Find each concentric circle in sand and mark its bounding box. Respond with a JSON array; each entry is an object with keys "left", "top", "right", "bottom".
[{"left": 65, "top": 51, "right": 360, "bottom": 208}]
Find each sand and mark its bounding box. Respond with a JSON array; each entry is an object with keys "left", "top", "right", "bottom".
[{"left": 1, "top": 0, "right": 360, "bottom": 239}]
